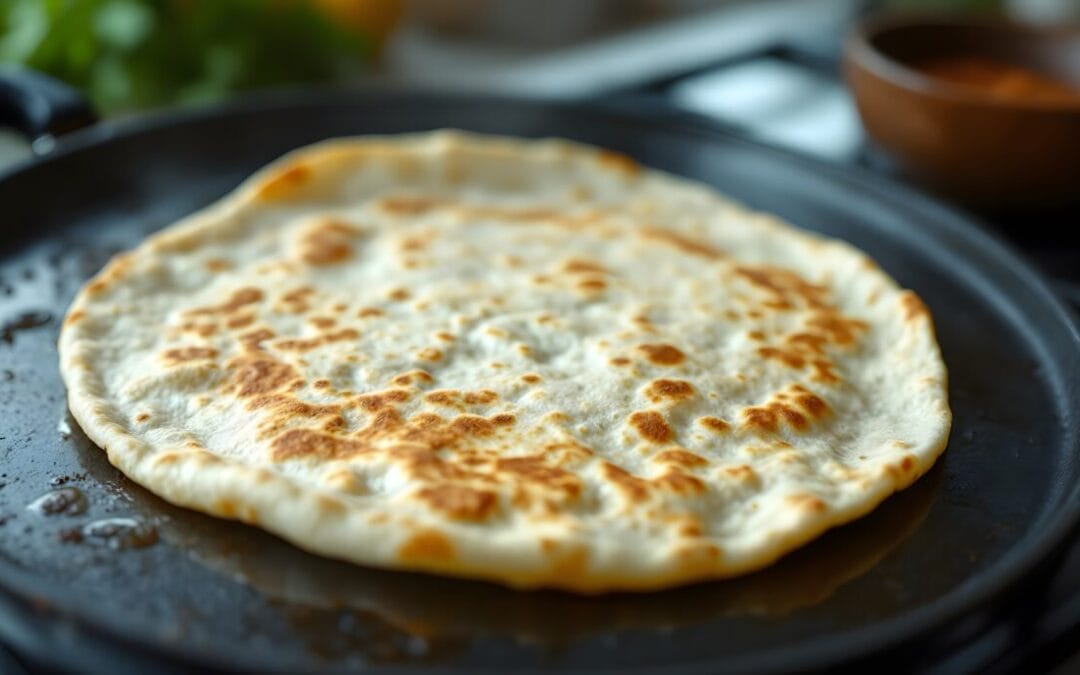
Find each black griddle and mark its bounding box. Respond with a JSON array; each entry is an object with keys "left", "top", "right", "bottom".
[{"left": 0, "top": 83, "right": 1079, "bottom": 674}]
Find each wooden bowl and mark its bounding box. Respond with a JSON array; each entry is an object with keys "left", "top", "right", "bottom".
[{"left": 844, "top": 16, "right": 1080, "bottom": 209}]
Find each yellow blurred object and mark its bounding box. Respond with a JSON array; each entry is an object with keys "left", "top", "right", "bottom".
[{"left": 313, "top": 0, "right": 404, "bottom": 49}]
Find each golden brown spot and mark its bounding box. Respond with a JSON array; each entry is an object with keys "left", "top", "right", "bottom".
[
  {"left": 741, "top": 387, "right": 825, "bottom": 435},
  {"left": 322, "top": 415, "right": 347, "bottom": 432},
  {"left": 424, "top": 390, "right": 456, "bottom": 407},
  {"left": 309, "top": 316, "right": 336, "bottom": 329},
  {"left": 85, "top": 279, "right": 108, "bottom": 296},
  {"left": 741, "top": 406, "right": 779, "bottom": 435},
  {"left": 189, "top": 288, "right": 263, "bottom": 316},
  {"left": 790, "top": 385, "right": 830, "bottom": 419},
  {"left": 228, "top": 357, "right": 297, "bottom": 397},
  {"left": 699, "top": 416, "right": 730, "bottom": 434},
  {"left": 63, "top": 310, "right": 85, "bottom": 327},
  {"left": 577, "top": 278, "right": 607, "bottom": 292},
  {"left": 355, "top": 388, "right": 411, "bottom": 411},
  {"left": 269, "top": 428, "right": 371, "bottom": 461},
  {"left": 900, "top": 291, "right": 929, "bottom": 322},
  {"left": 655, "top": 449, "right": 709, "bottom": 468},
  {"left": 388, "top": 287, "right": 411, "bottom": 302},
  {"left": 391, "top": 370, "right": 434, "bottom": 386},
  {"left": 324, "top": 468, "right": 362, "bottom": 493},
  {"left": 637, "top": 343, "right": 685, "bottom": 366},
  {"left": 777, "top": 405, "right": 808, "bottom": 430},
  {"left": 274, "top": 328, "right": 359, "bottom": 352},
  {"left": 178, "top": 321, "right": 217, "bottom": 338},
  {"left": 225, "top": 314, "right": 255, "bottom": 330},
  {"left": 628, "top": 410, "right": 674, "bottom": 444},
  {"left": 416, "top": 485, "right": 498, "bottom": 521},
  {"left": 811, "top": 359, "right": 841, "bottom": 384},
  {"left": 644, "top": 379, "right": 695, "bottom": 403},
  {"left": 495, "top": 456, "right": 581, "bottom": 497},
  {"left": 722, "top": 464, "right": 759, "bottom": 485},
  {"left": 424, "top": 389, "right": 498, "bottom": 407},
  {"left": 204, "top": 258, "right": 231, "bottom": 272},
  {"left": 758, "top": 346, "right": 806, "bottom": 369},
  {"left": 521, "top": 373, "right": 542, "bottom": 384},
  {"left": 380, "top": 196, "right": 442, "bottom": 215},
  {"left": 901, "top": 455, "right": 916, "bottom": 472},
  {"left": 596, "top": 149, "right": 640, "bottom": 176},
  {"left": 365, "top": 408, "right": 404, "bottom": 436},
  {"left": 417, "top": 347, "right": 443, "bottom": 362},
  {"left": 653, "top": 470, "right": 706, "bottom": 495},
  {"left": 300, "top": 220, "right": 358, "bottom": 266},
  {"left": 450, "top": 415, "right": 496, "bottom": 437},
  {"left": 610, "top": 357, "right": 631, "bottom": 367},
  {"left": 239, "top": 328, "right": 275, "bottom": 352},
  {"left": 785, "top": 332, "right": 829, "bottom": 355},
  {"left": 747, "top": 330, "right": 765, "bottom": 341},
  {"left": 214, "top": 499, "right": 237, "bottom": 518},
  {"left": 399, "top": 234, "right": 431, "bottom": 252},
  {"left": 256, "top": 163, "right": 310, "bottom": 201},
  {"left": 399, "top": 529, "right": 455, "bottom": 563},
  {"left": 162, "top": 346, "right": 218, "bottom": 363},
  {"left": 787, "top": 493, "right": 827, "bottom": 513},
  {"left": 562, "top": 258, "right": 609, "bottom": 275},
  {"left": 282, "top": 287, "right": 314, "bottom": 303},
  {"left": 491, "top": 413, "right": 516, "bottom": 426},
  {"left": 548, "top": 547, "right": 589, "bottom": 579},
  {"left": 435, "top": 331, "right": 454, "bottom": 342},
  {"left": 357, "top": 307, "right": 384, "bottom": 319},
  {"left": 679, "top": 519, "right": 704, "bottom": 538},
  {"left": 135, "top": 412, "right": 151, "bottom": 423},
  {"left": 734, "top": 265, "right": 830, "bottom": 311},
  {"left": 806, "top": 311, "right": 869, "bottom": 346},
  {"left": 248, "top": 395, "right": 340, "bottom": 424},
  {"left": 601, "top": 462, "right": 651, "bottom": 502},
  {"left": 641, "top": 227, "right": 724, "bottom": 260}
]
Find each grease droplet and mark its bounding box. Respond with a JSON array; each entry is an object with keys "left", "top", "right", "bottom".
[
  {"left": 1, "top": 311, "right": 53, "bottom": 345},
  {"left": 82, "top": 518, "right": 157, "bottom": 550},
  {"left": 28, "top": 487, "right": 87, "bottom": 516}
]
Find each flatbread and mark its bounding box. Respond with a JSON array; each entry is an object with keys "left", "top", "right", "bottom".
[{"left": 58, "top": 131, "right": 950, "bottom": 592}]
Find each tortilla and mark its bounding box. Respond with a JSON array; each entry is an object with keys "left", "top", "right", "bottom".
[{"left": 58, "top": 131, "right": 950, "bottom": 592}]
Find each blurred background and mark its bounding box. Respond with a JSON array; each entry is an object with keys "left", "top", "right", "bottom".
[
  {"left": 0, "top": 0, "right": 1078, "bottom": 255},
  {"left": 1, "top": 1, "right": 1077, "bottom": 124},
  {"left": 0, "top": 1, "right": 1075, "bottom": 147}
]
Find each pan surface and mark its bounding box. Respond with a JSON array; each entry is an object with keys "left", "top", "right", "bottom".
[{"left": 0, "top": 92, "right": 1078, "bottom": 674}]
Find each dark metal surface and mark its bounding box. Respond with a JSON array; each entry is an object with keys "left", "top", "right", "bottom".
[{"left": 0, "top": 92, "right": 1079, "bottom": 674}]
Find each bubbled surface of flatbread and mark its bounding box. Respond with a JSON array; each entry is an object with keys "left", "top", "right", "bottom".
[{"left": 59, "top": 131, "right": 950, "bottom": 592}]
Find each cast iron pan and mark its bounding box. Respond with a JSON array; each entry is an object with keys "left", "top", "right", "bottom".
[{"left": 0, "top": 71, "right": 1079, "bottom": 674}]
